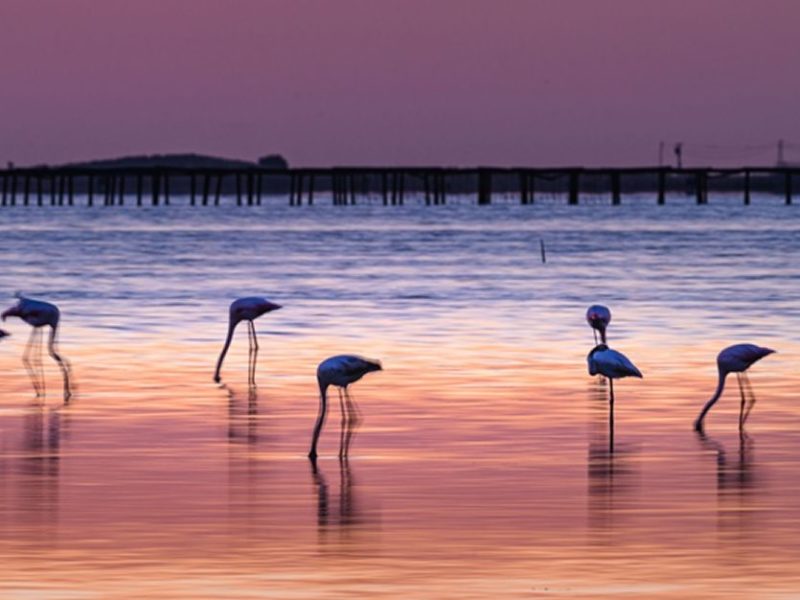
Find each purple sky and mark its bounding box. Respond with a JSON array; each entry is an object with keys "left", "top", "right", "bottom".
[{"left": 1, "top": 0, "right": 799, "bottom": 167}]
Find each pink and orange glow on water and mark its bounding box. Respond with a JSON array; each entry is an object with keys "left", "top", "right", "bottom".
[{"left": 0, "top": 202, "right": 797, "bottom": 597}]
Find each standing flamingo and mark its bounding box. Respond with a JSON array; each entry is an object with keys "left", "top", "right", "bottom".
[
  {"left": 2, "top": 295, "right": 71, "bottom": 398},
  {"left": 213, "top": 297, "right": 281, "bottom": 384},
  {"left": 586, "top": 305, "right": 611, "bottom": 345},
  {"left": 693, "top": 344, "right": 775, "bottom": 432},
  {"left": 309, "top": 355, "right": 382, "bottom": 461},
  {"left": 587, "top": 343, "right": 642, "bottom": 450}
]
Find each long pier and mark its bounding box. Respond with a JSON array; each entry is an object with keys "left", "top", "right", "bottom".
[{"left": 0, "top": 166, "right": 796, "bottom": 206}]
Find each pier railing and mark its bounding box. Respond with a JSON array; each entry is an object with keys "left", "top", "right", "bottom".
[{"left": 0, "top": 166, "right": 796, "bottom": 206}]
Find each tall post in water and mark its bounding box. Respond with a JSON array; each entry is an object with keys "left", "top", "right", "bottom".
[
  {"left": 215, "top": 173, "right": 223, "bottom": 206},
  {"left": 190, "top": 174, "right": 196, "bottom": 206},
  {"left": 0, "top": 173, "right": 6, "bottom": 206},
  {"left": 695, "top": 171, "right": 706, "bottom": 205},
  {"left": 307, "top": 174, "right": 315, "bottom": 205},
  {"left": 87, "top": 174, "right": 94, "bottom": 207},
  {"left": 152, "top": 172, "right": 160, "bottom": 206},
  {"left": 743, "top": 170, "right": 751, "bottom": 205},
  {"left": 136, "top": 173, "right": 144, "bottom": 206},
  {"left": 68, "top": 175, "right": 74, "bottom": 205},
  {"left": 657, "top": 170, "right": 666, "bottom": 205},
  {"left": 235, "top": 173, "right": 242, "bottom": 206},
  {"left": 255, "top": 173, "right": 263, "bottom": 205},
  {"left": 118, "top": 174, "right": 125, "bottom": 205},
  {"left": 398, "top": 171, "right": 405, "bottom": 205},
  {"left": 519, "top": 171, "right": 529, "bottom": 205},
  {"left": 424, "top": 173, "right": 431, "bottom": 205},
  {"left": 23, "top": 174, "right": 30, "bottom": 206},
  {"left": 247, "top": 172, "right": 255, "bottom": 206},
  {"left": 611, "top": 171, "right": 621, "bottom": 205},
  {"left": 349, "top": 172, "right": 356, "bottom": 205},
  {"left": 382, "top": 172, "right": 388, "bottom": 205},
  {"left": 163, "top": 172, "right": 170, "bottom": 205},
  {"left": 9, "top": 172, "right": 17, "bottom": 206},
  {"left": 785, "top": 170, "right": 793, "bottom": 205},
  {"left": 37, "top": 175, "right": 44, "bottom": 206},
  {"left": 50, "top": 173, "right": 57, "bottom": 206},
  {"left": 477, "top": 169, "right": 492, "bottom": 205},
  {"left": 568, "top": 170, "right": 579, "bottom": 205},
  {"left": 202, "top": 173, "right": 210, "bottom": 206}
]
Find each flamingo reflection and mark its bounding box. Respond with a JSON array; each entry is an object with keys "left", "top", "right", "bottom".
[
  {"left": 696, "top": 430, "right": 758, "bottom": 536},
  {"left": 310, "top": 457, "right": 368, "bottom": 544},
  {"left": 2, "top": 295, "right": 72, "bottom": 399},
  {"left": 225, "top": 383, "right": 260, "bottom": 445}
]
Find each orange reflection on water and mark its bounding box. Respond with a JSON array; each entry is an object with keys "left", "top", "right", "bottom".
[{"left": 0, "top": 331, "right": 797, "bottom": 598}]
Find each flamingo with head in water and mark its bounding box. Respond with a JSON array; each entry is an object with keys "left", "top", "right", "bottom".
[
  {"left": 309, "top": 354, "right": 382, "bottom": 461},
  {"left": 586, "top": 305, "right": 611, "bottom": 345},
  {"left": 2, "top": 294, "right": 71, "bottom": 398},
  {"left": 213, "top": 297, "right": 281, "bottom": 384},
  {"left": 694, "top": 343, "right": 775, "bottom": 432}
]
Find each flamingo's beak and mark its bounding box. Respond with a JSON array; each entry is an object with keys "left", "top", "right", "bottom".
[
  {"left": 1, "top": 306, "right": 19, "bottom": 321},
  {"left": 0, "top": 329, "right": 9, "bottom": 338},
  {"left": 267, "top": 302, "right": 282, "bottom": 312}
]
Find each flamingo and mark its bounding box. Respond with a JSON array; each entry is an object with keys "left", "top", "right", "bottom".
[
  {"left": 693, "top": 344, "right": 775, "bottom": 432},
  {"left": 213, "top": 297, "right": 281, "bottom": 384},
  {"left": 2, "top": 295, "right": 71, "bottom": 398},
  {"left": 309, "top": 355, "right": 382, "bottom": 461},
  {"left": 587, "top": 343, "right": 642, "bottom": 449},
  {"left": 586, "top": 305, "right": 611, "bottom": 345}
]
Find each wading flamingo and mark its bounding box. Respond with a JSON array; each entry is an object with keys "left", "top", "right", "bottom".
[
  {"left": 587, "top": 343, "right": 642, "bottom": 450},
  {"left": 213, "top": 297, "right": 281, "bottom": 384},
  {"left": 586, "top": 305, "right": 611, "bottom": 345},
  {"left": 2, "top": 295, "right": 71, "bottom": 398},
  {"left": 693, "top": 344, "right": 775, "bottom": 432},
  {"left": 309, "top": 355, "right": 382, "bottom": 461}
]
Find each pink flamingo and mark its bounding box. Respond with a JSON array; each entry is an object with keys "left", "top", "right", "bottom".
[
  {"left": 2, "top": 295, "right": 71, "bottom": 398},
  {"left": 213, "top": 297, "right": 281, "bottom": 384},
  {"left": 694, "top": 344, "right": 775, "bottom": 432},
  {"left": 309, "top": 355, "right": 382, "bottom": 461},
  {"left": 587, "top": 343, "right": 642, "bottom": 450}
]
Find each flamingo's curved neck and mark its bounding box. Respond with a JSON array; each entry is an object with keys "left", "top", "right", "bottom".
[
  {"left": 694, "top": 370, "right": 727, "bottom": 431},
  {"left": 309, "top": 383, "right": 329, "bottom": 460},
  {"left": 214, "top": 320, "right": 238, "bottom": 382}
]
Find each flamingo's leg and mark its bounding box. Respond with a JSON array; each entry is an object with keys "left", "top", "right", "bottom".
[
  {"left": 342, "top": 388, "right": 360, "bottom": 459},
  {"left": 737, "top": 373, "right": 747, "bottom": 430},
  {"left": 338, "top": 388, "right": 346, "bottom": 459},
  {"left": 22, "top": 328, "right": 42, "bottom": 396},
  {"left": 608, "top": 378, "right": 615, "bottom": 453},
  {"left": 247, "top": 321, "right": 259, "bottom": 386},
  {"left": 742, "top": 372, "right": 757, "bottom": 425}
]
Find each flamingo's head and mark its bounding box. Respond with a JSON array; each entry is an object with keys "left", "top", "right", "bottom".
[
  {"left": 0, "top": 328, "right": 9, "bottom": 339},
  {"left": 1, "top": 303, "right": 21, "bottom": 322}
]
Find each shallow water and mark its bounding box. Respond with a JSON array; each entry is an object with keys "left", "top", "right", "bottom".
[{"left": 0, "top": 196, "right": 798, "bottom": 598}]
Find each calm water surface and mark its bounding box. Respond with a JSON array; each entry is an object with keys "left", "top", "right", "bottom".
[{"left": 0, "top": 196, "right": 798, "bottom": 598}]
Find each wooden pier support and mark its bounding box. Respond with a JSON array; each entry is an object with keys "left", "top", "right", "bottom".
[
  {"left": 190, "top": 174, "right": 196, "bottom": 206},
  {"left": 743, "top": 170, "right": 751, "bottom": 205},
  {"left": 23, "top": 175, "right": 30, "bottom": 206},
  {"left": 136, "top": 174, "right": 144, "bottom": 206},
  {"left": 695, "top": 171, "right": 708, "bottom": 205},
  {"left": 478, "top": 169, "right": 492, "bottom": 205},
  {"left": 152, "top": 172, "right": 160, "bottom": 206},
  {"left": 1, "top": 174, "right": 6, "bottom": 206},
  {"left": 68, "top": 175, "right": 74, "bottom": 206},
  {"left": 50, "top": 174, "right": 56, "bottom": 206},
  {"left": 37, "top": 175, "right": 44, "bottom": 206},
  {"left": 568, "top": 171, "right": 579, "bottom": 205},
  {"left": 202, "top": 174, "right": 210, "bottom": 206},
  {"left": 87, "top": 175, "right": 94, "bottom": 206},
  {"left": 349, "top": 173, "right": 356, "bottom": 205},
  {"left": 163, "top": 174, "right": 170, "bottom": 205},
  {"left": 235, "top": 173, "right": 242, "bottom": 206},
  {"left": 657, "top": 170, "right": 666, "bottom": 205},
  {"left": 785, "top": 171, "right": 793, "bottom": 205},
  {"left": 215, "top": 173, "right": 223, "bottom": 206},
  {"left": 519, "top": 171, "right": 530, "bottom": 205},
  {"left": 256, "top": 174, "right": 263, "bottom": 205},
  {"left": 247, "top": 173, "right": 255, "bottom": 206},
  {"left": 307, "top": 174, "right": 315, "bottom": 205},
  {"left": 118, "top": 175, "right": 125, "bottom": 205},
  {"left": 58, "top": 175, "right": 65, "bottom": 206},
  {"left": 610, "top": 172, "right": 621, "bottom": 205},
  {"left": 9, "top": 172, "right": 17, "bottom": 206}
]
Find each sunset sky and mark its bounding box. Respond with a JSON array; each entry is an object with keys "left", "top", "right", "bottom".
[{"left": 1, "top": 0, "right": 799, "bottom": 167}]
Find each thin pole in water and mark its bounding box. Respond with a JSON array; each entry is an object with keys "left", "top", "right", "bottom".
[{"left": 540, "top": 239, "right": 546, "bottom": 264}]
